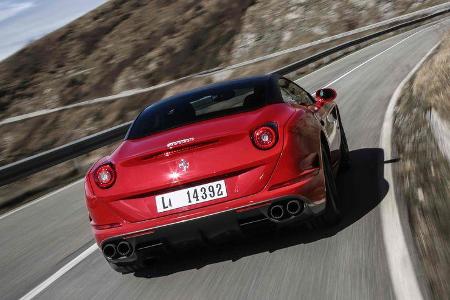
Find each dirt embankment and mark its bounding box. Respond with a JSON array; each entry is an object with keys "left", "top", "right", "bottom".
[{"left": 393, "top": 31, "right": 450, "bottom": 299}]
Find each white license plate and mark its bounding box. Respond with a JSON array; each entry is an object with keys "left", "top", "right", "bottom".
[{"left": 155, "top": 180, "right": 227, "bottom": 213}]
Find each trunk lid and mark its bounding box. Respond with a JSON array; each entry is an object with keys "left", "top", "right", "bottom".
[{"left": 94, "top": 104, "right": 293, "bottom": 222}]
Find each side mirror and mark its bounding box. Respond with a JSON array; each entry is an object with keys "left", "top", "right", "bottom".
[{"left": 315, "top": 88, "right": 337, "bottom": 103}]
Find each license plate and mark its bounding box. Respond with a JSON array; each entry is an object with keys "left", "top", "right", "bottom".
[{"left": 155, "top": 180, "right": 227, "bottom": 213}]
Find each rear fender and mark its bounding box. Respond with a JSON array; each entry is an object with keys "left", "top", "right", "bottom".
[{"left": 265, "top": 108, "right": 325, "bottom": 203}]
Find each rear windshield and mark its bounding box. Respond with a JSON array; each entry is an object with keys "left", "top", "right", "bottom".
[{"left": 127, "top": 81, "right": 271, "bottom": 139}]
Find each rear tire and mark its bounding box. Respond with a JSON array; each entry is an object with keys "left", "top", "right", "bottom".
[{"left": 315, "top": 146, "right": 342, "bottom": 227}]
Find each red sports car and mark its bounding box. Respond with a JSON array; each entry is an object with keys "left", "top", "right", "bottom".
[{"left": 85, "top": 74, "right": 349, "bottom": 273}]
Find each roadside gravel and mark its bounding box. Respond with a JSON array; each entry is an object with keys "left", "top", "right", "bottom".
[{"left": 392, "top": 31, "right": 450, "bottom": 299}]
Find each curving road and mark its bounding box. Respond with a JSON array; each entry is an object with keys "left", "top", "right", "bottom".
[{"left": 1, "top": 17, "right": 449, "bottom": 300}]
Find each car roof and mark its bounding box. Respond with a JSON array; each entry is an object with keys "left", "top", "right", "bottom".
[
  {"left": 159, "top": 74, "right": 279, "bottom": 103},
  {"left": 126, "top": 74, "right": 283, "bottom": 140}
]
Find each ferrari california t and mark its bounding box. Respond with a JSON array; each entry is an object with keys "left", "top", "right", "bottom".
[{"left": 84, "top": 74, "right": 350, "bottom": 273}]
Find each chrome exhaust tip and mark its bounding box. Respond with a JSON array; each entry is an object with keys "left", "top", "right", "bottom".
[
  {"left": 117, "top": 241, "right": 133, "bottom": 257},
  {"left": 286, "top": 200, "right": 302, "bottom": 216},
  {"left": 269, "top": 205, "right": 285, "bottom": 220},
  {"left": 103, "top": 244, "right": 116, "bottom": 259}
]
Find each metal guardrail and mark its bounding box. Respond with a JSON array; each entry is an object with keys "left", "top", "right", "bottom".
[
  {"left": 0, "top": 7, "right": 449, "bottom": 187},
  {"left": 0, "top": 122, "right": 131, "bottom": 186}
]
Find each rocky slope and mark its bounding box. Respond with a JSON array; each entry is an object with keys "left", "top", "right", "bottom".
[{"left": 0, "top": 0, "right": 445, "bottom": 121}]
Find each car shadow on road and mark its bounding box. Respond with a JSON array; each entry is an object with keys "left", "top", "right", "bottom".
[{"left": 135, "top": 148, "right": 389, "bottom": 278}]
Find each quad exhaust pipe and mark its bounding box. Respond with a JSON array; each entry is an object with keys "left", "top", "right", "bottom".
[
  {"left": 103, "top": 241, "right": 133, "bottom": 260},
  {"left": 103, "top": 244, "right": 116, "bottom": 259},
  {"left": 117, "top": 241, "right": 133, "bottom": 257},
  {"left": 269, "top": 205, "right": 285, "bottom": 220},
  {"left": 268, "top": 200, "right": 304, "bottom": 220},
  {"left": 286, "top": 200, "right": 302, "bottom": 216}
]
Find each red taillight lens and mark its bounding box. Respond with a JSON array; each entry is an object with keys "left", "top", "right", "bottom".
[
  {"left": 94, "top": 163, "right": 116, "bottom": 189},
  {"left": 252, "top": 125, "right": 278, "bottom": 150}
]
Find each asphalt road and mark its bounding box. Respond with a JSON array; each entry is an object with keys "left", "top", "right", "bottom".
[{"left": 1, "top": 17, "right": 449, "bottom": 300}]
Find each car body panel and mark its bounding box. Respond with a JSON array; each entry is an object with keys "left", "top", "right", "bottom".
[
  {"left": 84, "top": 74, "right": 345, "bottom": 258},
  {"left": 88, "top": 165, "right": 324, "bottom": 246},
  {"left": 87, "top": 104, "right": 296, "bottom": 225},
  {"left": 314, "top": 102, "right": 341, "bottom": 165}
]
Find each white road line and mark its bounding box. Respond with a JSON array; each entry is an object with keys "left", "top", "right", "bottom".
[
  {"left": 322, "top": 23, "right": 438, "bottom": 87},
  {"left": 19, "top": 244, "right": 98, "bottom": 300},
  {"left": 298, "top": 17, "right": 444, "bottom": 93},
  {"left": 379, "top": 42, "right": 440, "bottom": 300},
  {"left": 0, "top": 178, "right": 84, "bottom": 221}
]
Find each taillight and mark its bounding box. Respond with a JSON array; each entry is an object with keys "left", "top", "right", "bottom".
[
  {"left": 252, "top": 125, "right": 278, "bottom": 150},
  {"left": 94, "top": 163, "right": 116, "bottom": 189}
]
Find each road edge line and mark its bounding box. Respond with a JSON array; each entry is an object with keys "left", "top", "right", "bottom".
[
  {"left": 379, "top": 41, "right": 441, "bottom": 300},
  {"left": 323, "top": 23, "right": 438, "bottom": 87},
  {"left": 19, "top": 244, "right": 98, "bottom": 300}
]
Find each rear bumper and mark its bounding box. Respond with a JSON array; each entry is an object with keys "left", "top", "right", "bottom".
[
  {"left": 92, "top": 167, "right": 327, "bottom": 265},
  {"left": 101, "top": 194, "right": 326, "bottom": 265},
  {"left": 93, "top": 167, "right": 325, "bottom": 241}
]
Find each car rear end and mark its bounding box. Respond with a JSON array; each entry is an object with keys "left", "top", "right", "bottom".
[{"left": 84, "top": 76, "right": 326, "bottom": 271}]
